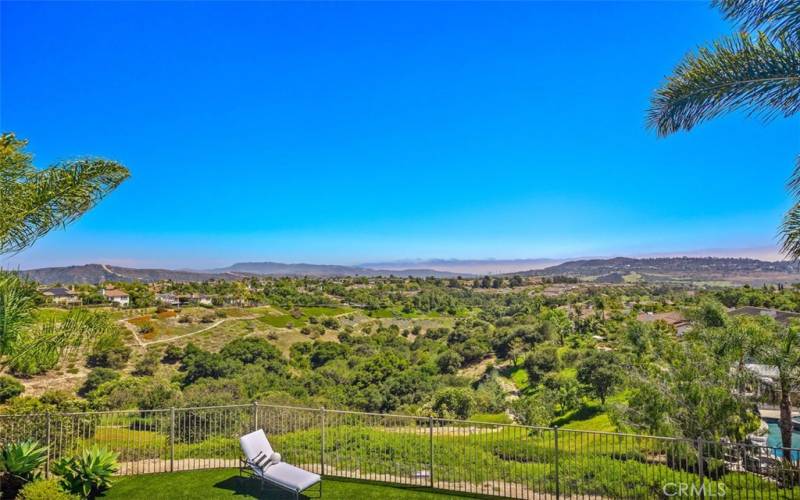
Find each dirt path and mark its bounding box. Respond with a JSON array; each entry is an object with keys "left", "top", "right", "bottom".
[{"left": 119, "top": 316, "right": 259, "bottom": 347}]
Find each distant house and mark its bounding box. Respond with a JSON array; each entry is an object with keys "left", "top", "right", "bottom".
[
  {"left": 729, "top": 306, "right": 800, "bottom": 325},
  {"left": 637, "top": 311, "right": 691, "bottom": 336},
  {"left": 102, "top": 287, "right": 130, "bottom": 307},
  {"left": 42, "top": 287, "right": 82, "bottom": 306},
  {"left": 178, "top": 293, "right": 213, "bottom": 306},
  {"left": 156, "top": 293, "right": 180, "bottom": 307}
]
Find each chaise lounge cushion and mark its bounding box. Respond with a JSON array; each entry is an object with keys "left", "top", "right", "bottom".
[{"left": 254, "top": 462, "right": 321, "bottom": 493}]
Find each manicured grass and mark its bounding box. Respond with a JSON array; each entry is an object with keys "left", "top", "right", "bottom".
[{"left": 103, "top": 469, "right": 474, "bottom": 499}]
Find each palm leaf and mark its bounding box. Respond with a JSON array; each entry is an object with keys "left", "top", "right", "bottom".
[
  {"left": 647, "top": 33, "right": 800, "bottom": 136},
  {"left": 0, "top": 272, "right": 36, "bottom": 357},
  {"left": 0, "top": 132, "right": 130, "bottom": 255},
  {"left": 712, "top": 0, "right": 800, "bottom": 41},
  {"left": 781, "top": 199, "right": 800, "bottom": 260}
]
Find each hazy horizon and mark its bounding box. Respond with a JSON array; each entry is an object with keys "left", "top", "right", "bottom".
[{"left": 5, "top": 245, "right": 788, "bottom": 273}]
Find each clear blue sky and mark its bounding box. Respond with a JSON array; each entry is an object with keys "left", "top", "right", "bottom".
[{"left": 2, "top": 1, "right": 798, "bottom": 269}]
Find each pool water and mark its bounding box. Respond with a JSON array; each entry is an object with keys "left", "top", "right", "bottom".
[{"left": 766, "top": 419, "right": 800, "bottom": 460}]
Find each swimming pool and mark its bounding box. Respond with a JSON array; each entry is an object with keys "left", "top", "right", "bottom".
[{"left": 765, "top": 419, "right": 800, "bottom": 460}]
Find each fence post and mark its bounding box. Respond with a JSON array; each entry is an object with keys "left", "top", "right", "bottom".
[
  {"left": 170, "top": 407, "right": 175, "bottom": 473},
  {"left": 697, "top": 437, "right": 705, "bottom": 499},
  {"left": 554, "top": 426, "right": 560, "bottom": 500},
  {"left": 45, "top": 412, "right": 51, "bottom": 478},
  {"left": 429, "top": 416, "right": 434, "bottom": 489},
  {"left": 252, "top": 401, "right": 258, "bottom": 431},
  {"left": 320, "top": 407, "right": 326, "bottom": 477}
]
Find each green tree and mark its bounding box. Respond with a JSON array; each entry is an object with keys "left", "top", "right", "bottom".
[
  {"left": 647, "top": 1, "right": 800, "bottom": 256},
  {"left": 0, "top": 132, "right": 129, "bottom": 254},
  {"left": 523, "top": 346, "right": 559, "bottom": 384},
  {"left": 576, "top": 350, "right": 622, "bottom": 405}
]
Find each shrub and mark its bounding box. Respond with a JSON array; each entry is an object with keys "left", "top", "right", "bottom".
[
  {"left": 437, "top": 351, "right": 463, "bottom": 374},
  {"left": 0, "top": 375, "right": 24, "bottom": 402},
  {"left": 86, "top": 331, "right": 131, "bottom": 369},
  {"left": 430, "top": 388, "right": 475, "bottom": 419},
  {"left": 79, "top": 368, "right": 119, "bottom": 396},
  {"left": 0, "top": 439, "right": 48, "bottom": 498},
  {"left": 321, "top": 317, "right": 340, "bottom": 329},
  {"left": 18, "top": 479, "right": 78, "bottom": 500},
  {"left": 180, "top": 349, "right": 241, "bottom": 384},
  {"left": 510, "top": 394, "right": 554, "bottom": 427},
  {"left": 220, "top": 337, "right": 283, "bottom": 365},
  {"left": 54, "top": 446, "right": 118, "bottom": 499},
  {"left": 133, "top": 348, "right": 161, "bottom": 376},
  {"left": 138, "top": 323, "right": 154, "bottom": 334},
  {"left": 162, "top": 344, "right": 183, "bottom": 364},
  {"left": 200, "top": 313, "right": 216, "bottom": 323},
  {"left": 178, "top": 315, "right": 193, "bottom": 324}
]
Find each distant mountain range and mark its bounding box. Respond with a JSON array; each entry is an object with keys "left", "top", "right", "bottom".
[
  {"left": 15, "top": 257, "right": 800, "bottom": 285},
  {"left": 212, "top": 262, "right": 461, "bottom": 278},
  {"left": 357, "top": 258, "right": 565, "bottom": 275},
  {"left": 17, "top": 262, "right": 463, "bottom": 284},
  {"left": 521, "top": 257, "right": 800, "bottom": 285}
]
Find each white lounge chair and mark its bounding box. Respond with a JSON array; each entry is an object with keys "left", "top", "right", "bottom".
[{"left": 239, "top": 429, "right": 322, "bottom": 499}]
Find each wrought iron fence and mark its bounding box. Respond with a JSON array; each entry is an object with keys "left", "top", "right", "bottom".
[{"left": 1, "top": 403, "right": 799, "bottom": 498}]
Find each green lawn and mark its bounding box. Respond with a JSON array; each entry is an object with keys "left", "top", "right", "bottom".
[{"left": 103, "top": 469, "right": 480, "bottom": 499}]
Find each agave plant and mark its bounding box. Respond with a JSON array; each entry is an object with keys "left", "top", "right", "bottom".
[
  {"left": 0, "top": 439, "right": 48, "bottom": 497},
  {"left": 53, "top": 446, "right": 118, "bottom": 499}
]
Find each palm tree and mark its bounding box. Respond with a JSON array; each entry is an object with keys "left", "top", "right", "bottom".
[
  {"left": 759, "top": 323, "right": 800, "bottom": 461},
  {"left": 647, "top": 0, "right": 800, "bottom": 255},
  {"left": 0, "top": 272, "right": 114, "bottom": 374},
  {"left": 1, "top": 132, "right": 129, "bottom": 255},
  {"left": 0, "top": 132, "right": 128, "bottom": 373}
]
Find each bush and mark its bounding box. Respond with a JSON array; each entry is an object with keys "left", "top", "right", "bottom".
[
  {"left": 200, "top": 313, "right": 216, "bottom": 323},
  {"left": 321, "top": 317, "right": 340, "bottom": 330},
  {"left": 0, "top": 375, "right": 24, "bottom": 402},
  {"left": 79, "top": 368, "right": 119, "bottom": 396},
  {"left": 162, "top": 344, "right": 183, "bottom": 364},
  {"left": 430, "top": 388, "right": 475, "bottom": 419},
  {"left": 437, "top": 351, "right": 463, "bottom": 374},
  {"left": 220, "top": 337, "right": 283, "bottom": 365},
  {"left": 138, "top": 323, "right": 154, "bottom": 334},
  {"left": 133, "top": 348, "right": 161, "bottom": 376},
  {"left": 86, "top": 331, "right": 131, "bottom": 369},
  {"left": 54, "top": 446, "right": 118, "bottom": 499},
  {"left": 0, "top": 439, "right": 48, "bottom": 498},
  {"left": 18, "top": 479, "right": 78, "bottom": 500},
  {"left": 178, "top": 315, "right": 193, "bottom": 324}
]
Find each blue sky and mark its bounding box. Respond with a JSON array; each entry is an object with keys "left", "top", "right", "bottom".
[{"left": 2, "top": 1, "right": 798, "bottom": 269}]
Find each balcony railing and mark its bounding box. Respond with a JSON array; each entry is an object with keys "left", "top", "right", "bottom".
[{"left": 1, "top": 403, "right": 799, "bottom": 498}]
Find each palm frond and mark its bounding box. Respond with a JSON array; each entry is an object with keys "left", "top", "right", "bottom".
[
  {"left": 780, "top": 200, "right": 800, "bottom": 260},
  {"left": 712, "top": 0, "right": 800, "bottom": 41},
  {"left": 647, "top": 33, "right": 800, "bottom": 136},
  {"left": 0, "top": 152, "right": 130, "bottom": 254},
  {"left": 6, "top": 309, "right": 114, "bottom": 371},
  {"left": 0, "top": 272, "right": 37, "bottom": 357}
]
